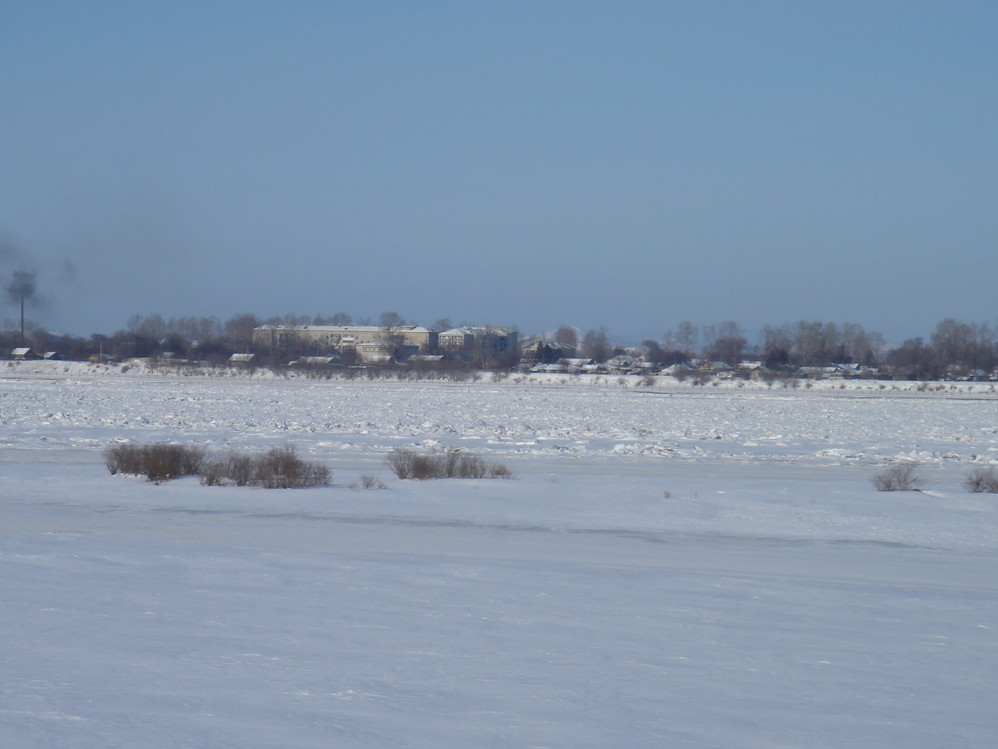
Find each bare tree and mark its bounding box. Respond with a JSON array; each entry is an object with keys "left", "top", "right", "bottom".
[
  {"left": 793, "top": 321, "right": 840, "bottom": 366},
  {"left": 379, "top": 311, "right": 405, "bottom": 330},
  {"left": 760, "top": 324, "right": 793, "bottom": 369},
  {"left": 667, "top": 321, "right": 698, "bottom": 357},
  {"left": 886, "top": 337, "right": 936, "bottom": 380},
  {"left": 703, "top": 322, "right": 746, "bottom": 366},
  {"left": 840, "top": 323, "right": 883, "bottom": 366},
  {"left": 224, "top": 313, "right": 259, "bottom": 349},
  {"left": 131, "top": 313, "right": 166, "bottom": 340},
  {"left": 580, "top": 327, "right": 611, "bottom": 362},
  {"left": 931, "top": 318, "right": 974, "bottom": 374},
  {"left": 641, "top": 339, "right": 680, "bottom": 366},
  {"left": 970, "top": 322, "right": 997, "bottom": 373},
  {"left": 197, "top": 316, "right": 222, "bottom": 342},
  {"left": 378, "top": 311, "right": 407, "bottom": 359},
  {"left": 554, "top": 325, "right": 578, "bottom": 351}
]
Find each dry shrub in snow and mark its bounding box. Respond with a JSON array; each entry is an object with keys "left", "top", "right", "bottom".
[
  {"left": 350, "top": 474, "right": 387, "bottom": 491},
  {"left": 872, "top": 463, "right": 922, "bottom": 492},
  {"left": 104, "top": 443, "right": 206, "bottom": 484},
  {"left": 200, "top": 453, "right": 256, "bottom": 487},
  {"left": 388, "top": 448, "right": 512, "bottom": 480},
  {"left": 253, "top": 446, "right": 330, "bottom": 489},
  {"left": 964, "top": 466, "right": 998, "bottom": 494},
  {"left": 205, "top": 453, "right": 256, "bottom": 487},
  {"left": 201, "top": 446, "right": 330, "bottom": 489},
  {"left": 106, "top": 442, "right": 329, "bottom": 488},
  {"left": 103, "top": 443, "right": 143, "bottom": 476}
]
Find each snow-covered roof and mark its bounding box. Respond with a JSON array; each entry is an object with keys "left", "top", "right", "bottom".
[
  {"left": 440, "top": 326, "right": 513, "bottom": 337},
  {"left": 254, "top": 325, "right": 433, "bottom": 333}
]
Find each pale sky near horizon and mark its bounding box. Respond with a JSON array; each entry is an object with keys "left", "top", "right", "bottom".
[{"left": 2, "top": 1, "right": 995, "bottom": 343}]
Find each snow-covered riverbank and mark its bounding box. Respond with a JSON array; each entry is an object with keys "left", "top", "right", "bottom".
[{"left": 2, "top": 367, "right": 997, "bottom": 747}]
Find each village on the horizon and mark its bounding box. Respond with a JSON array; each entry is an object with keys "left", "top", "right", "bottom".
[{"left": 4, "top": 308, "right": 998, "bottom": 383}]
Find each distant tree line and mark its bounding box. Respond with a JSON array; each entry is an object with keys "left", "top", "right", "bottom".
[
  {"left": 653, "top": 318, "right": 996, "bottom": 379},
  {"left": 3, "top": 312, "right": 997, "bottom": 381}
]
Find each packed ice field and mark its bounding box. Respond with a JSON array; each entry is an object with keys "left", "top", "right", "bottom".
[
  {"left": 3, "top": 361, "right": 998, "bottom": 748},
  {"left": 4, "top": 360, "right": 998, "bottom": 466}
]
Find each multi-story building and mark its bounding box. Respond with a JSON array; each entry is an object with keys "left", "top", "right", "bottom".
[
  {"left": 252, "top": 325, "right": 437, "bottom": 358},
  {"left": 438, "top": 327, "right": 518, "bottom": 362},
  {"left": 253, "top": 324, "right": 517, "bottom": 363}
]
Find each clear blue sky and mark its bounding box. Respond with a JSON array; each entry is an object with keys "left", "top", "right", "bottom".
[{"left": 2, "top": 1, "right": 995, "bottom": 343}]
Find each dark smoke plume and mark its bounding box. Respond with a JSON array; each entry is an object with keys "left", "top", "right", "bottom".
[
  {"left": 1, "top": 238, "right": 64, "bottom": 331},
  {"left": 58, "top": 258, "right": 77, "bottom": 283},
  {"left": 7, "top": 268, "right": 37, "bottom": 305}
]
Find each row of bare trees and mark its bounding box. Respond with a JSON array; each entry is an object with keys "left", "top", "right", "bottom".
[
  {"left": 885, "top": 320, "right": 998, "bottom": 380},
  {"left": 551, "top": 320, "right": 881, "bottom": 370},
  {"left": 553, "top": 318, "right": 998, "bottom": 378}
]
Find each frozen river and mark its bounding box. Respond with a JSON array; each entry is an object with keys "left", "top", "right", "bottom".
[{"left": 2, "top": 366, "right": 997, "bottom": 747}]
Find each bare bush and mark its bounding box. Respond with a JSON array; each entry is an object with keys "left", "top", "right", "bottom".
[
  {"left": 104, "top": 443, "right": 143, "bottom": 476},
  {"left": 964, "top": 466, "right": 998, "bottom": 493},
  {"left": 253, "top": 446, "right": 330, "bottom": 489},
  {"left": 386, "top": 448, "right": 417, "bottom": 479},
  {"left": 107, "top": 442, "right": 328, "bottom": 488},
  {"left": 226, "top": 453, "right": 255, "bottom": 486},
  {"left": 144, "top": 443, "right": 205, "bottom": 483},
  {"left": 387, "top": 448, "right": 512, "bottom": 480},
  {"left": 350, "top": 474, "right": 387, "bottom": 491},
  {"left": 872, "top": 463, "right": 922, "bottom": 492},
  {"left": 199, "top": 458, "right": 226, "bottom": 487},
  {"left": 487, "top": 462, "right": 513, "bottom": 479},
  {"left": 104, "top": 443, "right": 205, "bottom": 484},
  {"left": 202, "top": 446, "right": 329, "bottom": 489},
  {"left": 200, "top": 453, "right": 256, "bottom": 487}
]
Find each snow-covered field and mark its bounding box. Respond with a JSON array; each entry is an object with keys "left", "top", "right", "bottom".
[{"left": 3, "top": 362, "right": 997, "bottom": 747}]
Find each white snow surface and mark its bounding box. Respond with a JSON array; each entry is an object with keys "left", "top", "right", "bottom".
[{"left": 2, "top": 363, "right": 997, "bottom": 747}]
